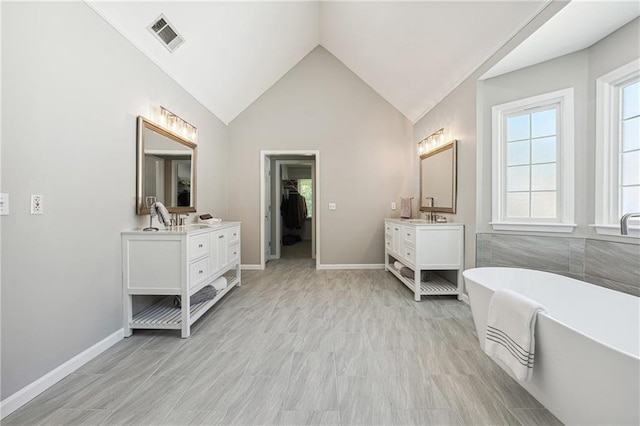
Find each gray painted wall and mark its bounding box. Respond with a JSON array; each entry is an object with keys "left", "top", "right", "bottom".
[
  {"left": 477, "top": 50, "right": 590, "bottom": 235},
  {"left": 586, "top": 18, "right": 640, "bottom": 233},
  {"left": 472, "top": 19, "right": 640, "bottom": 298},
  {"left": 1, "top": 2, "right": 228, "bottom": 399},
  {"left": 477, "top": 18, "right": 639, "bottom": 239},
  {"left": 411, "top": 2, "right": 568, "bottom": 271},
  {"left": 228, "top": 46, "right": 413, "bottom": 266}
]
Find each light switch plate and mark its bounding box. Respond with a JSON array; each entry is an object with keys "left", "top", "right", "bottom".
[
  {"left": 328, "top": 202, "right": 336, "bottom": 211},
  {"left": 0, "top": 193, "right": 8, "bottom": 215}
]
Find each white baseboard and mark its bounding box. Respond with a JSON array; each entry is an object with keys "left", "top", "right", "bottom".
[
  {"left": 317, "top": 263, "right": 385, "bottom": 270},
  {"left": 0, "top": 329, "right": 124, "bottom": 419},
  {"left": 459, "top": 293, "right": 470, "bottom": 304},
  {"left": 241, "top": 264, "right": 262, "bottom": 270}
]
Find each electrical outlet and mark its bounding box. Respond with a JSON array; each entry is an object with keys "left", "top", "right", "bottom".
[
  {"left": 391, "top": 202, "right": 397, "bottom": 210},
  {"left": 31, "top": 194, "right": 43, "bottom": 215},
  {"left": 328, "top": 202, "right": 337, "bottom": 211}
]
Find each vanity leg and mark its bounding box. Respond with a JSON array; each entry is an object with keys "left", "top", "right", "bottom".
[{"left": 123, "top": 294, "right": 133, "bottom": 337}]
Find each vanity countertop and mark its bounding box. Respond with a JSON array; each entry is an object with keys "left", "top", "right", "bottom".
[
  {"left": 122, "top": 221, "right": 241, "bottom": 235},
  {"left": 385, "top": 218, "right": 463, "bottom": 226}
]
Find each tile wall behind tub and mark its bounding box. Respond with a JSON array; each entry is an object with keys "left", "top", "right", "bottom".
[{"left": 476, "top": 233, "right": 640, "bottom": 297}]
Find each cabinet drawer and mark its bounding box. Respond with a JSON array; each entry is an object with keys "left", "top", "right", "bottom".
[
  {"left": 189, "top": 233, "right": 210, "bottom": 261},
  {"left": 403, "top": 247, "right": 414, "bottom": 262},
  {"left": 385, "top": 223, "right": 392, "bottom": 234},
  {"left": 189, "top": 257, "right": 210, "bottom": 288},
  {"left": 228, "top": 226, "right": 240, "bottom": 245},
  {"left": 228, "top": 243, "right": 240, "bottom": 264},
  {"left": 385, "top": 238, "right": 392, "bottom": 250},
  {"left": 403, "top": 227, "right": 416, "bottom": 245}
]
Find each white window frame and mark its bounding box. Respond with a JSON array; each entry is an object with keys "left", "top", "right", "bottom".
[
  {"left": 593, "top": 59, "right": 640, "bottom": 238},
  {"left": 491, "top": 88, "right": 576, "bottom": 233}
]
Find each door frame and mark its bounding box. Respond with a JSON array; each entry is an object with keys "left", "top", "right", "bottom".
[{"left": 260, "top": 150, "right": 320, "bottom": 270}]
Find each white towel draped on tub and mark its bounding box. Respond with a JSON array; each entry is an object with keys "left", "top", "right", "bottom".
[{"left": 484, "top": 289, "right": 548, "bottom": 381}]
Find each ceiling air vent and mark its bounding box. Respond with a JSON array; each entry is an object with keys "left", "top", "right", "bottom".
[{"left": 147, "top": 14, "right": 185, "bottom": 52}]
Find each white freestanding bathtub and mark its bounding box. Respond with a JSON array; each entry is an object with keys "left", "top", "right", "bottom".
[{"left": 464, "top": 267, "right": 640, "bottom": 426}]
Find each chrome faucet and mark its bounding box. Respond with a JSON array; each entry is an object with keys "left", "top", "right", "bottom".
[
  {"left": 172, "top": 213, "right": 189, "bottom": 227},
  {"left": 620, "top": 212, "right": 640, "bottom": 235}
]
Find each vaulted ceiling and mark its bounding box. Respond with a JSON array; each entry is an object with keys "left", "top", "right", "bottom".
[{"left": 85, "top": 1, "right": 635, "bottom": 125}]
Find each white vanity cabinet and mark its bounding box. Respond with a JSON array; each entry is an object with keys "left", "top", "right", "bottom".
[
  {"left": 122, "top": 222, "right": 241, "bottom": 338},
  {"left": 384, "top": 219, "right": 463, "bottom": 301}
]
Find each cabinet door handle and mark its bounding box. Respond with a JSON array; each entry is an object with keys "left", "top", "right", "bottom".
[
  {"left": 219, "top": 235, "right": 224, "bottom": 239},
  {"left": 198, "top": 270, "right": 203, "bottom": 274},
  {"left": 198, "top": 244, "right": 203, "bottom": 248}
]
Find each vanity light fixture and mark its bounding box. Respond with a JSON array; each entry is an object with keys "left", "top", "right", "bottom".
[
  {"left": 159, "top": 107, "right": 198, "bottom": 143},
  {"left": 417, "top": 128, "right": 445, "bottom": 155}
]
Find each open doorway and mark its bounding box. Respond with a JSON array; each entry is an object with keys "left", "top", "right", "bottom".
[
  {"left": 278, "top": 160, "right": 314, "bottom": 260},
  {"left": 260, "top": 150, "right": 320, "bottom": 270}
]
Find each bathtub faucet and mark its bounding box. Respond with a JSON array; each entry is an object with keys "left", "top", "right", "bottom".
[{"left": 620, "top": 212, "right": 640, "bottom": 235}]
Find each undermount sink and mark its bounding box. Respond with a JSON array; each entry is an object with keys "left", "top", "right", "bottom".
[{"left": 169, "top": 224, "right": 214, "bottom": 231}]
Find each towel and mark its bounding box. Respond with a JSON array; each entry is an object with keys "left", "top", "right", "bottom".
[
  {"left": 400, "top": 197, "right": 412, "bottom": 219},
  {"left": 150, "top": 202, "right": 171, "bottom": 226},
  {"left": 393, "top": 262, "right": 430, "bottom": 282},
  {"left": 211, "top": 276, "right": 228, "bottom": 291},
  {"left": 173, "top": 285, "right": 218, "bottom": 308},
  {"left": 484, "top": 289, "right": 548, "bottom": 381}
]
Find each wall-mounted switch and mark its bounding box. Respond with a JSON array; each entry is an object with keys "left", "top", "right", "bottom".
[
  {"left": 328, "top": 202, "right": 336, "bottom": 211},
  {"left": 391, "top": 202, "right": 397, "bottom": 210},
  {"left": 31, "top": 194, "right": 44, "bottom": 215},
  {"left": 0, "top": 193, "right": 9, "bottom": 215}
]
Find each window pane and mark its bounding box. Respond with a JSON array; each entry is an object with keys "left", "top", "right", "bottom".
[
  {"left": 622, "top": 116, "right": 640, "bottom": 152},
  {"left": 622, "top": 81, "right": 640, "bottom": 120},
  {"left": 531, "top": 163, "right": 556, "bottom": 191},
  {"left": 507, "top": 140, "right": 530, "bottom": 166},
  {"left": 507, "top": 165, "right": 530, "bottom": 191},
  {"left": 298, "top": 179, "right": 313, "bottom": 218},
  {"left": 507, "top": 114, "right": 530, "bottom": 141},
  {"left": 532, "top": 136, "right": 556, "bottom": 163},
  {"left": 531, "top": 108, "right": 556, "bottom": 138},
  {"left": 621, "top": 151, "right": 640, "bottom": 186},
  {"left": 507, "top": 192, "right": 529, "bottom": 218},
  {"left": 621, "top": 185, "right": 640, "bottom": 214},
  {"left": 531, "top": 192, "right": 557, "bottom": 218}
]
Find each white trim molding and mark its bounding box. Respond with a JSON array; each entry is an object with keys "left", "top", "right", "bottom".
[
  {"left": 490, "top": 222, "right": 577, "bottom": 233},
  {"left": 317, "top": 264, "right": 385, "bottom": 270},
  {"left": 590, "top": 224, "right": 640, "bottom": 238},
  {"left": 491, "top": 87, "right": 575, "bottom": 233},
  {"left": 593, "top": 59, "right": 640, "bottom": 238},
  {"left": 241, "top": 264, "right": 262, "bottom": 270},
  {"left": 260, "top": 150, "right": 320, "bottom": 270},
  {"left": 0, "top": 329, "right": 123, "bottom": 419}
]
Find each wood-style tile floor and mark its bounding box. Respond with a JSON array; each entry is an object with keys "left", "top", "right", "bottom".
[{"left": 4, "top": 259, "right": 563, "bottom": 425}]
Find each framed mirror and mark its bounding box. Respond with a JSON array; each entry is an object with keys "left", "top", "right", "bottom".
[
  {"left": 136, "top": 116, "right": 197, "bottom": 214},
  {"left": 420, "top": 140, "right": 457, "bottom": 213}
]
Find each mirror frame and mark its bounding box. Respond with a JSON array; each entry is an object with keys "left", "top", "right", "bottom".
[
  {"left": 136, "top": 116, "right": 197, "bottom": 215},
  {"left": 419, "top": 139, "right": 457, "bottom": 214}
]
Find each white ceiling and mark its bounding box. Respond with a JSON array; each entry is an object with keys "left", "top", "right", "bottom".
[
  {"left": 483, "top": 0, "right": 640, "bottom": 79},
  {"left": 86, "top": 1, "right": 552, "bottom": 124}
]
